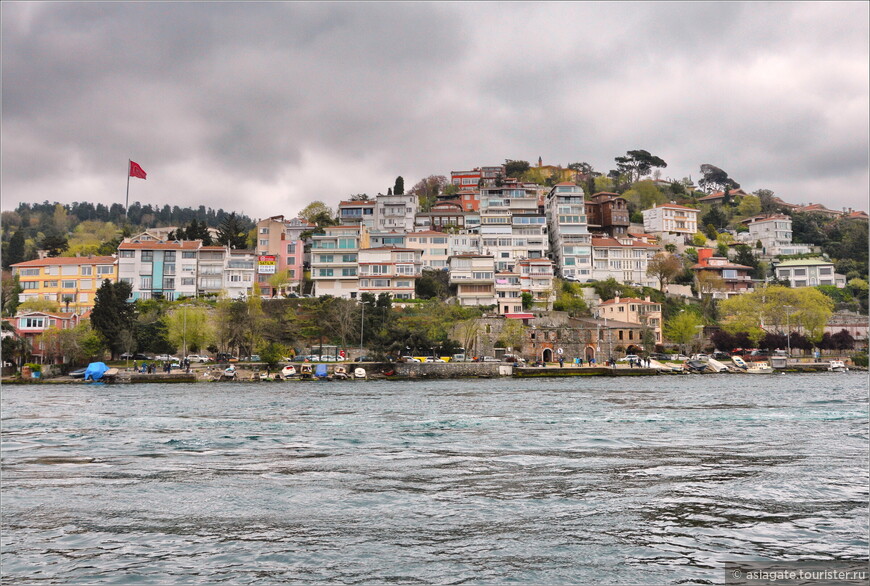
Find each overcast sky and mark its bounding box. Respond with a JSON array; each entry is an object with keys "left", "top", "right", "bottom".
[{"left": 2, "top": 2, "right": 868, "bottom": 221}]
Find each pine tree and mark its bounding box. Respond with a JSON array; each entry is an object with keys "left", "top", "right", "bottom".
[
  {"left": 394, "top": 176, "right": 404, "bottom": 195},
  {"left": 90, "top": 280, "right": 137, "bottom": 358},
  {"left": 4, "top": 230, "right": 25, "bottom": 269}
]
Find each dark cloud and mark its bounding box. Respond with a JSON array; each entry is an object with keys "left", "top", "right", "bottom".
[{"left": 2, "top": 2, "right": 867, "bottom": 217}]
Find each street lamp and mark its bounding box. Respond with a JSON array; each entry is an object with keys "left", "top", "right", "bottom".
[{"left": 784, "top": 305, "right": 794, "bottom": 359}]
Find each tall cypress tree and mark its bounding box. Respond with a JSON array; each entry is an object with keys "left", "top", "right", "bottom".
[
  {"left": 90, "top": 280, "right": 136, "bottom": 358},
  {"left": 4, "top": 230, "right": 25, "bottom": 269},
  {"left": 394, "top": 176, "right": 404, "bottom": 195}
]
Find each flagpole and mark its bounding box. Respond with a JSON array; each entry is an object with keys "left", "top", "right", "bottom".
[{"left": 125, "top": 159, "right": 131, "bottom": 220}]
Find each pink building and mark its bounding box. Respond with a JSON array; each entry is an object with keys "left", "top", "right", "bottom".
[{"left": 255, "top": 215, "right": 310, "bottom": 295}]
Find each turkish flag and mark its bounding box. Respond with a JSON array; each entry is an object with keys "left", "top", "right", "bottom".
[{"left": 129, "top": 160, "right": 147, "bottom": 179}]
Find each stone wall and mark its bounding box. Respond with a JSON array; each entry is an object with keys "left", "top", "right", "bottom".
[{"left": 394, "top": 362, "right": 512, "bottom": 378}]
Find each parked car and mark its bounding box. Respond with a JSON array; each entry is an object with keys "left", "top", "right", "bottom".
[
  {"left": 216, "top": 353, "right": 238, "bottom": 363},
  {"left": 711, "top": 351, "right": 731, "bottom": 360},
  {"left": 155, "top": 354, "right": 175, "bottom": 361},
  {"left": 649, "top": 353, "right": 669, "bottom": 360},
  {"left": 242, "top": 355, "right": 261, "bottom": 362},
  {"left": 670, "top": 354, "right": 689, "bottom": 361},
  {"left": 353, "top": 356, "right": 375, "bottom": 362},
  {"left": 424, "top": 357, "right": 446, "bottom": 363},
  {"left": 503, "top": 354, "right": 526, "bottom": 364},
  {"left": 401, "top": 356, "right": 421, "bottom": 363},
  {"left": 482, "top": 356, "right": 501, "bottom": 362},
  {"left": 690, "top": 353, "right": 709, "bottom": 361},
  {"left": 617, "top": 354, "right": 641, "bottom": 363},
  {"left": 185, "top": 354, "right": 211, "bottom": 363},
  {"left": 452, "top": 353, "right": 466, "bottom": 362},
  {"left": 319, "top": 355, "right": 338, "bottom": 362},
  {"left": 121, "top": 353, "right": 152, "bottom": 361}
]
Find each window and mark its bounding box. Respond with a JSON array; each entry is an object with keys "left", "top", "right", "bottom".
[
  {"left": 61, "top": 265, "right": 78, "bottom": 276},
  {"left": 342, "top": 268, "right": 357, "bottom": 276},
  {"left": 44, "top": 266, "right": 58, "bottom": 275},
  {"left": 200, "top": 278, "right": 222, "bottom": 289},
  {"left": 164, "top": 264, "right": 176, "bottom": 275},
  {"left": 97, "top": 265, "right": 113, "bottom": 275},
  {"left": 287, "top": 243, "right": 296, "bottom": 254},
  {"left": 164, "top": 251, "right": 176, "bottom": 261},
  {"left": 20, "top": 268, "right": 40, "bottom": 276},
  {"left": 62, "top": 280, "right": 76, "bottom": 289},
  {"left": 288, "top": 270, "right": 295, "bottom": 279},
  {"left": 121, "top": 278, "right": 133, "bottom": 285},
  {"left": 260, "top": 227, "right": 269, "bottom": 234},
  {"left": 141, "top": 251, "right": 153, "bottom": 262},
  {"left": 342, "top": 254, "right": 356, "bottom": 263},
  {"left": 78, "top": 293, "right": 88, "bottom": 302},
  {"left": 22, "top": 281, "right": 39, "bottom": 289},
  {"left": 117, "top": 250, "right": 132, "bottom": 259},
  {"left": 286, "top": 257, "right": 296, "bottom": 265},
  {"left": 259, "top": 239, "right": 269, "bottom": 247},
  {"left": 183, "top": 251, "right": 196, "bottom": 259},
  {"left": 338, "top": 238, "right": 357, "bottom": 249},
  {"left": 141, "top": 276, "right": 153, "bottom": 289},
  {"left": 181, "top": 278, "right": 195, "bottom": 286},
  {"left": 19, "top": 317, "right": 45, "bottom": 329},
  {"left": 229, "top": 274, "right": 242, "bottom": 282},
  {"left": 318, "top": 254, "right": 334, "bottom": 263},
  {"left": 318, "top": 268, "right": 334, "bottom": 277},
  {"left": 373, "top": 279, "right": 390, "bottom": 288},
  {"left": 163, "top": 278, "right": 175, "bottom": 289},
  {"left": 44, "top": 281, "right": 58, "bottom": 288}
]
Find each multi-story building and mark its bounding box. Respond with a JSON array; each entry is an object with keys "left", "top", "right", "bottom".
[
  {"left": 11, "top": 256, "right": 118, "bottom": 312},
  {"left": 590, "top": 236, "right": 660, "bottom": 287},
  {"left": 596, "top": 296, "right": 663, "bottom": 344},
  {"left": 774, "top": 258, "right": 845, "bottom": 288},
  {"left": 374, "top": 192, "right": 418, "bottom": 232},
  {"left": 414, "top": 201, "right": 469, "bottom": 232},
  {"left": 518, "top": 258, "right": 556, "bottom": 310},
  {"left": 357, "top": 247, "right": 423, "bottom": 300},
  {"left": 585, "top": 192, "right": 631, "bottom": 236},
  {"left": 495, "top": 270, "right": 522, "bottom": 314},
  {"left": 448, "top": 233, "right": 482, "bottom": 256},
  {"left": 310, "top": 225, "right": 369, "bottom": 298},
  {"left": 458, "top": 189, "right": 481, "bottom": 212},
  {"left": 448, "top": 254, "right": 497, "bottom": 307},
  {"left": 368, "top": 231, "right": 407, "bottom": 248},
  {"left": 690, "top": 248, "right": 754, "bottom": 298},
  {"left": 254, "top": 215, "right": 307, "bottom": 295},
  {"left": 118, "top": 240, "right": 200, "bottom": 301},
  {"left": 546, "top": 182, "right": 593, "bottom": 281},
  {"left": 642, "top": 203, "right": 699, "bottom": 238},
  {"left": 739, "top": 214, "right": 813, "bottom": 256},
  {"left": 224, "top": 250, "right": 257, "bottom": 299},
  {"left": 5, "top": 310, "right": 85, "bottom": 363},
  {"left": 405, "top": 231, "right": 451, "bottom": 269},
  {"left": 337, "top": 200, "right": 377, "bottom": 228}
]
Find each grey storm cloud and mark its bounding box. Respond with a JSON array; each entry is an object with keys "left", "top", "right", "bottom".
[{"left": 2, "top": 2, "right": 868, "bottom": 218}]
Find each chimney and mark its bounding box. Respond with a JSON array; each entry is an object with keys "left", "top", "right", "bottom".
[
  {"left": 645, "top": 296, "right": 651, "bottom": 302},
  {"left": 698, "top": 248, "right": 714, "bottom": 266},
  {"left": 614, "top": 295, "right": 620, "bottom": 303}
]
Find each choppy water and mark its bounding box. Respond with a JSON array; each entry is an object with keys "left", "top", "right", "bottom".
[{"left": 1, "top": 374, "right": 868, "bottom": 584}]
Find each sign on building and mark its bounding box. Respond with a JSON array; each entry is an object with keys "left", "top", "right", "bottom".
[{"left": 258, "top": 255, "right": 276, "bottom": 274}]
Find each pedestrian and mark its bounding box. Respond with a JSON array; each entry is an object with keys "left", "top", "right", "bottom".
[
  {"left": 579, "top": 357, "right": 584, "bottom": 367},
  {"left": 558, "top": 356, "right": 564, "bottom": 368}
]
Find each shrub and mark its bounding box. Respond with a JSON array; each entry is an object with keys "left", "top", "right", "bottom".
[{"left": 852, "top": 353, "right": 868, "bottom": 367}]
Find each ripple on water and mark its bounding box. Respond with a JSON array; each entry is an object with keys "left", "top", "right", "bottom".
[{"left": 1, "top": 375, "right": 867, "bottom": 584}]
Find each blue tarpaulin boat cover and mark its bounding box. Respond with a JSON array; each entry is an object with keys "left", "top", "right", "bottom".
[
  {"left": 84, "top": 362, "right": 110, "bottom": 381},
  {"left": 314, "top": 364, "right": 329, "bottom": 378}
]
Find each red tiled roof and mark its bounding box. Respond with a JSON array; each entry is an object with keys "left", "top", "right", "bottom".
[
  {"left": 653, "top": 203, "right": 699, "bottom": 211},
  {"left": 599, "top": 297, "right": 659, "bottom": 306},
  {"left": 12, "top": 256, "right": 116, "bottom": 267},
  {"left": 338, "top": 200, "right": 375, "bottom": 207}
]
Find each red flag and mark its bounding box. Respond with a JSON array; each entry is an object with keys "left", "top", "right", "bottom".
[{"left": 129, "top": 160, "right": 147, "bottom": 179}]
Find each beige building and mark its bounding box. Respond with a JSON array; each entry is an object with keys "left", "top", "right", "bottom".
[
  {"left": 11, "top": 256, "right": 118, "bottom": 312},
  {"left": 642, "top": 203, "right": 699, "bottom": 237},
  {"left": 311, "top": 225, "right": 370, "bottom": 299},
  {"left": 449, "top": 254, "right": 496, "bottom": 307},
  {"left": 596, "top": 296, "right": 663, "bottom": 344},
  {"left": 358, "top": 247, "right": 423, "bottom": 300},
  {"left": 518, "top": 258, "right": 556, "bottom": 310}
]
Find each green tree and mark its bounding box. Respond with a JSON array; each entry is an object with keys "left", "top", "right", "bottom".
[
  {"left": 553, "top": 281, "right": 589, "bottom": 316},
  {"left": 504, "top": 159, "right": 530, "bottom": 179},
  {"left": 299, "top": 201, "right": 336, "bottom": 228},
  {"left": 2, "top": 274, "right": 23, "bottom": 317},
  {"left": 165, "top": 305, "right": 213, "bottom": 355},
  {"left": 521, "top": 292, "right": 534, "bottom": 310},
  {"left": 393, "top": 176, "right": 405, "bottom": 195},
  {"left": 257, "top": 340, "right": 286, "bottom": 371},
  {"left": 664, "top": 310, "right": 704, "bottom": 353},
  {"left": 622, "top": 180, "right": 667, "bottom": 211},
  {"left": 415, "top": 268, "right": 450, "bottom": 300},
  {"left": 614, "top": 150, "right": 667, "bottom": 184},
  {"left": 4, "top": 230, "right": 26, "bottom": 269},
  {"left": 90, "top": 280, "right": 137, "bottom": 358},
  {"left": 216, "top": 212, "right": 249, "bottom": 249},
  {"left": 646, "top": 252, "right": 683, "bottom": 291},
  {"left": 692, "top": 232, "right": 708, "bottom": 247},
  {"left": 698, "top": 163, "right": 740, "bottom": 194},
  {"left": 409, "top": 175, "right": 448, "bottom": 212},
  {"left": 701, "top": 205, "right": 727, "bottom": 230},
  {"left": 37, "top": 232, "right": 69, "bottom": 257},
  {"left": 498, "top": 319, "right": 526, "bottom": 353},
  {"left": 719, "top": 285, "right": 834, "bottom": 345},
  {"left": 737, "top": 194, "right": 762, "bottom": 217},
  {"left": 18, "top": 298, "right": 62, "bottom": 313},
  {"left": 754, "top": 189, "right": 778, "bottom": 214}
]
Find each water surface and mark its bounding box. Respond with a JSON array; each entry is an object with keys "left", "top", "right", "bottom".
[{"left": 2, "top": 374, "right": 867, "bottom": 584}]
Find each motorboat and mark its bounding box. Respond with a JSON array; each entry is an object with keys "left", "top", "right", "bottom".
[
  {"left": 333, "top": 366, "right": 349, "bottom": 380},
  {"left": 746, "top": 361, "right": 774, "bottom": 374},
  {"left": 353, "top": 367, "right": 367, "bottom": 379},
  {"left": 69, "top": 367, "right": 87, "bottom": 379},
  {"left": 828, "top": 360, "right": 849, "bottom": 372},
  {"left": 221, "top": 365, "right": 237, "bottom": 380},
  {"left": 731, "top": 356, "right": 749, "bottom": 370},
  {"left": 706, "top": 358, "right": 730, "bottom": 373},
  {"left": 281, "top": 365, "right": 297, "bottom": 378},
  {"left": 684, "top": 359, "right": 709, "bottom": 373},
  {"left": 300, "top": 364, "right": 313, "bottom": 380}
]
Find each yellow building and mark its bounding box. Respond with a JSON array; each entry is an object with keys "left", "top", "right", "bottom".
[{"left": 11, "top": 256, "right": 118, "bottom": 313}]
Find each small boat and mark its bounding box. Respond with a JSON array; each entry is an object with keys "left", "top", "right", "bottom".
[
  {"left": 281, "top": 365, "right": 297, "bottom": 378},
  {"left": 731, "top": 356, "right": 749, "bottom": 370},
  {"left": 706, "top": 358, "right": 730, "bottom": 373},
  {"left": 746, "top": 361, "right": 774, "bottom": 374},
  {"left": 300, "top": 364, "right": 313, "bottom": 380},
  {"left": 221, "top": 366, "right": 237, "bottom": 380},
  {"left": 353, "top": 367, "right": 367, "bottom": 379},
  {"left": 69, "top": 367, "right": 87, "bottom": 379},
  {"left": 314, "top": 364, "right": 330, "bottom": 380},
  {"left": 333, "top": 366, "right": 349, "bottom": 380},
  {"left": 83, "top": 362, "right": 110, "bottom": 381},
  {"left": 828, "top": 360, "right": 849, "bottom": 372},
  {"left": 684, "top": 360, "right": 709, "bottom": 373}
]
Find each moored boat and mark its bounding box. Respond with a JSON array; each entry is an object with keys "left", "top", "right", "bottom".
[
  {"left": 828, "top": 360, "right": 848, "bottom": 372},
  {"left": 731, "top": 356, "right": 748, "bottom": 370},
  {"left": 746, "top": 361, "right": 774, "bottom": 374},
  {"left": 314, "top": 364, "right": 330, "bottom": 380},
  {"left": 353, "top": 367, "right": 367, "bottom": 379},
  {"left": 281, "top": 365, "right": 297, "bottom": 378},
  {"left": 333, "top": 366, "right": 349, "bottom": 380}
]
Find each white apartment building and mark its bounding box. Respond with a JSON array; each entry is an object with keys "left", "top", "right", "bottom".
[
  {"left": 642, "top": 203, "right": 699, "bottom": 237},
  {"left": 338, "top": 200, "right": 377, "bottom": 229},
  {"left": 358, "top": 247, "right": 423, "bottom": 300},
  {"left": 311, "top": 225, "right": 369, "bottom": 298},
  {"left": 224, "top": 250, "right": 257, "bottom": 299},
  {"left": 405, "top": 231, "right": 451, "bottom": 269},
  {"left": 518, "top": 258, "right": 556, "bottom": 310},
  {"left": 774, "top": 258, "right": 845, "bottom": 288},
  {"left": 546, "top": 182, "right": 593, "bottom": 281},
  {"left": 374, "top": 192, "right": 418, "bottom": 232},
  {"left": 590, "top": 236, "right": 660, "bottom": 288},
  {"left": 449, "top": 233, "right": 482, "bottom": 256},
  {"left": 740, "top": 215, "right": 813, "bottom": 256},
  {"left": 449, "top": 254, "right": 497, "bottom": 307},
  {"left": 596, "top": 296, "right": 663, "bottom": 344},
  {"left": 118, "top": 240, "right": 201, "bottom": 301}
]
